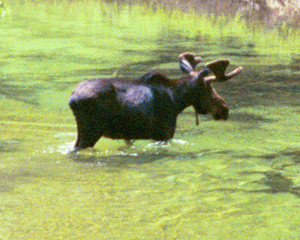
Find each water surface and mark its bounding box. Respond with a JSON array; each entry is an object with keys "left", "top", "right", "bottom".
[{"left": 1, "top": 1, "right": 300, "bottom": 239}]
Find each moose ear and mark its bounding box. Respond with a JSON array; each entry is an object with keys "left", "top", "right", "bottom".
[
  {"left": 179, "top": 58, "right": 193, "bottom": 74},
  {"left": 196, "top": 67, "right": 211, "bottom": 80},
  {"left": 179, "top": 52, "right": 202, "bottom": 74}
]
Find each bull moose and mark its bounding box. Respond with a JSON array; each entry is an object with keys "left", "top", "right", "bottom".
[{"left": 68, "top": 52, "right": 243, "bottom": 151}]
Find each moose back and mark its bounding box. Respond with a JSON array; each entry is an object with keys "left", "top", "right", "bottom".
[{"left": 68, "top": 52, "right": 242, "bottom": 151}]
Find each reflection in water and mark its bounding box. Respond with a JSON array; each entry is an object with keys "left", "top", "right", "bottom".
[
  {"left": 0, "top": 139, "right": 22, "bottom": 153},
  {"left": 263, "top": 171, "right": 294, "bottom": 193},
  {"left": 0, "top": 83, "right": 39, "bottom": 104},
  {"left": 68, "top": 144, "right": 201, "bottom": 166},
  {"left": 0, "top": 0, "right": 300, "bottom": 239},
  {"left": 229, "top": 112, "right": 276, "bottom": 123}
]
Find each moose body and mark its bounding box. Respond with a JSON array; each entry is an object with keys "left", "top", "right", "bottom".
[{"left": 68, "top": 53, "right": 242, "bottom": 151}]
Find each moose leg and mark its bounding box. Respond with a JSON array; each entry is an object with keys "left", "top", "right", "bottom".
[
  {"left": 125, "top": 139, "right": 135, "bottom": 147},
  {"left": 69, "top": 106, "right": 106, "bottom": 152},
  {"left": 73, "top": 122, "right": 103, "bottom": 151},
  {"left": 153, "top": 114, "right": 177, "bottom": 142}
]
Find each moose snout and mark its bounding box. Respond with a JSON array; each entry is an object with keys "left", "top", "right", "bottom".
[{"left": 213, "top": 106, "right": 229, "bottom": 120}]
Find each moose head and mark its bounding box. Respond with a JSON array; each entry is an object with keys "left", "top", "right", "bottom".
[{"left": 178, "top": 52, "right": 243, "bottom": 124}]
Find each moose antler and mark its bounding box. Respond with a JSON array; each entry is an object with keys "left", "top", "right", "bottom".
[
  {"left": 179, "top": 52, "right": 202, "bottom": 74},
  {"left": 204, "top": 59, "right": 243, "bottom": 82}
]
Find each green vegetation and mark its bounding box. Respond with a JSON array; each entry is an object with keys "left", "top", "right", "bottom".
[
  {"left": 7, "top": 0, "right": 299, "bottom": 64},
  {"left": 0, "top": 1, "right": 300, "bottom": 239}
]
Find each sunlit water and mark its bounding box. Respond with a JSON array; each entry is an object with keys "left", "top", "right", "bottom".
[{"left": 1, "top": 1, "right": 300, "bottom": 239}]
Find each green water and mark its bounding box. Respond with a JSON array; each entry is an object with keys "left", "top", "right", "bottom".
[{"left": 1, "top": 1, "right": 300, "bottom": 239}]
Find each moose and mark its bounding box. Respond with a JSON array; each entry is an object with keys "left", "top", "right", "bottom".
[{"left": 68, "top": 52, "right": 243, "bottom": 151}]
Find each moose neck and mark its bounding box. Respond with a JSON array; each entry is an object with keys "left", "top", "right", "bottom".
[{"left": 172, "top": 75, "right": 199, "bottom": 114}]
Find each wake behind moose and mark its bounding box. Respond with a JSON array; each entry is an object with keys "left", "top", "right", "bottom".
[{"left": 68, "top": 52, "right": 243, "bottom": 151}]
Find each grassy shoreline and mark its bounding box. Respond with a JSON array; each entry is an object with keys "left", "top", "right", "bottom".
[
  {"left": 111, "top": 0, "right": 300, "bottom": 29},
  {"left": 3, "top": 0, "right": 300, "bottom": 62},
  {"left": 3, "top": 0, "right": 300, "bottom": 28}
]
